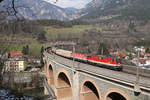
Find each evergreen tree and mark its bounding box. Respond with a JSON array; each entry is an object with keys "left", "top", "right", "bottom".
[
  {"left": 22, "top": 46, "right": 26, "bottom": 55},
  {"left": 146, "top": 48, "right": 150, "bottom": 53},
  {"left": 41, "top": 46, "right": 44, "bottom": 54},
  {"left": 26, "top": 45, "right": 29, "bottom": 55},
  {"left": 22, "top": 45, "right": 29, "bottom": 55},
  {"left": 40, "top": 46, "right": 44, "bottom": 66}
]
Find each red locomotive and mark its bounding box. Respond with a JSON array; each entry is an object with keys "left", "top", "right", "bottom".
[{"left": 87, "top": 55, "right": 122, "bottom": 70}]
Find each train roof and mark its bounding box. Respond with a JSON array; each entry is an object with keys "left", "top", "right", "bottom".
[{"left": 88, "top": 55, "right": 118, "bottom": 59}]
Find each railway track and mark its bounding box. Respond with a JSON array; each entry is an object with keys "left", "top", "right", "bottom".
[{"left": 122, "top": 64, "right": 150, "bottom": 78}]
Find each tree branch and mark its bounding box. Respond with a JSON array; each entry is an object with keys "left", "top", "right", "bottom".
[
  {"left": 11, "top": 0, "right": 18, "bottom": 19},
  {"left": 0, "top": 0, "right": 3, "bottom": 3}
]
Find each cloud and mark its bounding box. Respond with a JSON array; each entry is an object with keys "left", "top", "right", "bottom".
[{"left": 43, "top": 0, "right": 92, "bottom": 9}]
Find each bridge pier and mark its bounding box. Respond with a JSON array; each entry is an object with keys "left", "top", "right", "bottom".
[
  {"left": 73, "top": 71, "right": 80, "bottom": 100},
  {"left": 44, "top": 86, "right": 49, "bottom": 95}
]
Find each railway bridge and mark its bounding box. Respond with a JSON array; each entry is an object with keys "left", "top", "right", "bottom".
[{"left": 43, "top": 49, "right": 150, "bottom": 100}]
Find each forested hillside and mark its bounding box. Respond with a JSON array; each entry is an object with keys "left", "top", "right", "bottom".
[{"left": 80, "top": 0, "right": 150, "bottom": 21}]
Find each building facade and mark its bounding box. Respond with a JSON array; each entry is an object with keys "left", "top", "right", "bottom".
[{"left": 5, "top": 51, "right": 25, "bottom": 72}]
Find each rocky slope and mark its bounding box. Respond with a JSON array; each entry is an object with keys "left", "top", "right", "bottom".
[
  {"left": 0, "top": 0, "right": 78, "bottom": 20},
  {"left": 79, "top": 0, "right": 150, "bottom": 21}
]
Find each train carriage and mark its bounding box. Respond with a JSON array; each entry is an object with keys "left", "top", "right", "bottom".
[
  {"left": 71, "top": 53, "right": 87, "bottom": 62},
  {"left": 55, "top": 49, "right": 72, "bottom": 58},
  {"left": 51, "top": 47, "right": 57, "bottom": 53}
]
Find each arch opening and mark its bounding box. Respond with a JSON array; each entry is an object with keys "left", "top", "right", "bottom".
[
  {"left": 48, "top": 64, "right": 54, "bottom": 86},
  {"left": 106, "top": 92, "right": 126, "bottom": 100},
  {"left": 81, "top": 81, "right": 100, "bottom": 100},
  {"left": 57, "top": 72, "right": 72, "bottom": 99}
]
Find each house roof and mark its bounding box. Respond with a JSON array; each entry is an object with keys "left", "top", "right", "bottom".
[
  {"left": 146, "top": 53, "right": 150, "bottom": 57},
  {"left": 121, "top": 53, "right": 127, "bottom": 57},
  {"left": 110, "top": 52, "right": 120, "bottom": 57},
  {"left": 9, "top": 51, "right": 22, "bottom": 57},
  {"left": 140, "top": 59, "right": 146, "bottom": 64}
]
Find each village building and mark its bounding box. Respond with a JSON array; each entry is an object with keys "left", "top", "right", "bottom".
[{"left": 5, "top": 51, "right": 25, "bottom": 72}]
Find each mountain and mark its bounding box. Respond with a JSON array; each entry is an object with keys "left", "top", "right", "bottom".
[
  {"left": 79, "top": 0, "right": 132, "bottom": 19},
  {"left": 64, "top": 7, "right": 78, "bottom": 13},
  {"left": 64, "top": 7, "right": 78, "bottom": 18},
  {"left": 1, "top": 0, "right": 150, "bottom": 21},
  {"left": 79, "top": 0, "right": 150, "bottom": 21},
  {"left": 17, "top": 0, "right": 73, "bottom": 20},
  {"left": 0, "top": 0, "right": 78, "bottom": 20}
]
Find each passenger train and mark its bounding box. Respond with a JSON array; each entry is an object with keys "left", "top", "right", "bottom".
[{"left": 51, "top": 47, "right": 122, "bottom": 71}]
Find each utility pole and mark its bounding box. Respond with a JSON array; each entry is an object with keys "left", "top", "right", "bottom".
[
  {"left": 72, "top": 42, "right": 75, "bottom": 71},
  {"left": 136, "top": 50, "right": 140, "bottom": 85},
  {"left": 101, "top": 46, "right": 103, "bottom": 55},
  {"left": 72, "top": 42, "right": 79, "bottom": 100},
  {"left": 134, "top": 50, "right": 141, "bottom": 94}
]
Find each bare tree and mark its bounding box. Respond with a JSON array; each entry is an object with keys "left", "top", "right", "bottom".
[
  {"left": 0, "top": 0, "right": 3, "bottom": 3},
  {"left": 0, "top": 0, "right": 19, "bottom": 19},
  {"left": 0, "top": 0, "right": 59, "bottom": 19}
]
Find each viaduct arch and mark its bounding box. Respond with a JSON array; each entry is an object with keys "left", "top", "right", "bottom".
[
  {"left": 48, "top": 63, "right": 55, "bottom": 86},
  {"left": 80, "top": 78, "right": 101, "bottom": 100},
  {"left": 104, "top": 88, "right": 130, "bottom": 100},
  {"left": 56, "top": 69, "right": 73, "bottom": 99}
]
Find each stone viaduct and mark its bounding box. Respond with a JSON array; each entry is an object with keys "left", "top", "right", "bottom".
[{"left": 43, "top": 50, "right": 150, "bottom": 100}]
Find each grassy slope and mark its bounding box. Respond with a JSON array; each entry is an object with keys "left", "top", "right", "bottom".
[
  {"left": 0, "top": 43, "right": 50, "bottom": 57},
  {"left": 44, "top": 25, "right": 102, "bottom": 41},
  {"left": 0, "top": 41, "right": 50, "bottom": 57}
]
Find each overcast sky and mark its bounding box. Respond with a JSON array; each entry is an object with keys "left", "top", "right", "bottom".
[{"left": 43, "top": 0, "right": 92, "bottom": 9}]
